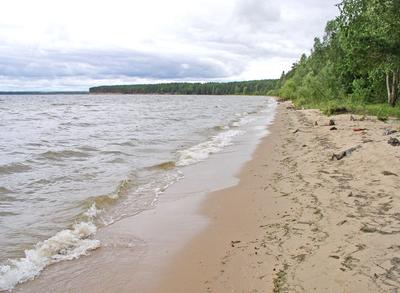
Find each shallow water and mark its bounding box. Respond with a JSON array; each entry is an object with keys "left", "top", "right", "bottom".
[{"left": 0, "top": 94, "right": 276, "bottom": 290}]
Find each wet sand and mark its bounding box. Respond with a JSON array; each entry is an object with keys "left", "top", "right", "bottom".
[{"left": 158, "top": 102, "right": 400, "bottom": 292}]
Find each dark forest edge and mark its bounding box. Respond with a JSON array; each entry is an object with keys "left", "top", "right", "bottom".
[
  {"left": 271, "top": 0, "right": 400, "bottom": 119},
  {"left": 89, "top": 80, "right": 277, "bottom": 96}
]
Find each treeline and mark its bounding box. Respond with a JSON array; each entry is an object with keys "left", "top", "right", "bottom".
[
  {"left": 273, "top": 0, "right": 400, "bottom": 116},
  {"left": 89, "top": 80, "right": 277, "bottom": 96}
]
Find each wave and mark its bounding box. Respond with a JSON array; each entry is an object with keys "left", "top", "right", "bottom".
[
  {"left": 83, "top": 178, "right": 134, "bottom": 213},
  {"left": 0, "top": 187, "right": 14, "bottom": 195},
  {"left": 212, "top": 125, "right": 230, "bottom": 131},
  {"left": 0, "top": 222, "right": 100, "bottom": 291},
  {"left": 173, "top": 108, "right": 269, "bottom": 167},
  {"left": 0, "top": 176, "right": 135, "bottom": 291},
  {"left": 108, "top": 141, "right": 137, "bottom": 147},
  {"left": 0, "top": 174, "right": 138, "bottom": 291},
  {"left": 150, "top": 161, "right": 176, "bottom": 171},
  {"left": 39, "top": 150, "right": 91, "bottom": 161},
  {"left": 77, "top": 146, "right": 99, "bottom": 152},
  {"left": 100, "top": 150, "right": 132, "bottom": 156},
  {"left": 50, "top": 103, "right": 70, "bottom": 106},
  {"left": 0, "top": 163, "right": 31, "bottom": 176},
  {"left": 177, "top": 129, "right": 244, "bottom": 166}
]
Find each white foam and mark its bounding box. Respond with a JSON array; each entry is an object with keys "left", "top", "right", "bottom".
[
  {"left": 177, "top": 98, "right": 277, "bottom": 167},
  {"left": 0, "top": 222, "right": 100, "bottom": 291},
  {"left": 177, "top": 129, "right": 244, "bottom": 166},
  {"left": 84, "top": 203, "right": 101, "bottom": 219}
]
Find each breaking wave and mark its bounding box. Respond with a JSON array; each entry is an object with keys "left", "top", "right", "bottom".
[
  {"left": 0, "top": 222, "right": 100, "bottom": 291},
  {"left": 177, "top": 129, "right": 244, "bottom": 166}
]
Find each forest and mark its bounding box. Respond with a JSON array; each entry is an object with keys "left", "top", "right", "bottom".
[
  {"left": 89, "top": 80, "right": 277, "bottom": 96},
  {"left": 273, "top": 0, "right": 400, "bottom": 118}
]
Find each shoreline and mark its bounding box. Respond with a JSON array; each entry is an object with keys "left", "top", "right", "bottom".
[
  {"left": 157, "top": 102, "right": 400, "bottom": 292},
  {"left": 155, "top": 102, "right": 287, "bottom": 292},
  {"left": 13, "top": 100, "right": 400, "bottom": 292},
  {"left": 13, "top": 98, "right": 276, "bottom": 293}
]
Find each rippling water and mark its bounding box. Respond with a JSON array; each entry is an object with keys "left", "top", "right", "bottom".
[{"left": 0, "top": 94, "right": 276, "bottom": 290}]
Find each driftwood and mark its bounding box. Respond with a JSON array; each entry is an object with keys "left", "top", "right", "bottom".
[
  {"left": 353, "top": 128, "right": 367, "bottom": 132},
  {"left": 382, "top": 171, "right": 398, "bottom": 177},
  {"left": 388, "top": 137, "right": 400, "bottom": 146},
  {"left": 331, "top": 145, "right": 361, "bottom": 161}
]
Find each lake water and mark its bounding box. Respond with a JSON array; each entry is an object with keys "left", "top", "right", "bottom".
[{"left": 0, "top": 94, "right": 276, "bottom": 290}]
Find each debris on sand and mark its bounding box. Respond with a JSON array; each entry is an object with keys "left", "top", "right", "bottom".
[
  {"left": 328, "top": 119, "right": 335, "bottom": 126},
  {"left": 388, "top": 137, "right": 400, "bottom": 146},
  {"left": 330, "top": 127, "right": 337, "bottom": 131},
  {"left": 360, "top": 225, "right": 377, "bottom": 233},
  {"left": 382, "top": 171, "right": 398, "bottom": 177},
  {"left": 331, "top": 145, "right": 361, "bottom": 161},
  {"left": 384, "top": 129, "right": 398, "bottom": 136},
  {"left": 362, "top": 139, "right": 374, "bottom": 143},
  {"left": 231, "top": 240, "right": 241, "bottom": 247},
  {"left": 293, "top": 129, "right": 300, "bottom": 134},
  {"left": 350, "top": 115, "right": 366, "bottom": 122},
  {"left": 353, "top": 128, "right": 367, "bottom": 132}
]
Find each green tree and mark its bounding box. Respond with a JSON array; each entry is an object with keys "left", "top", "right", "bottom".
[{"left": 338, "top": 0, "right": 400, "bottom": 106}]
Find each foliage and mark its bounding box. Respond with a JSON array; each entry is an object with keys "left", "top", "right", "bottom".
[
  {"left": 89, "top": 80, "right": 277, "bottom": 96},
  {"left": 277, "top": 0, "right": 400, "bottom": 112}
]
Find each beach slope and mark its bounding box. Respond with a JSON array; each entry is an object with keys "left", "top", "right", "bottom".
[{"left": 158, "top": 102, "right": 400, "bottom": 292}]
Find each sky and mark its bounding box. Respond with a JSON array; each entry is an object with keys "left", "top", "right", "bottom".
[{"left": 0, "top": 0, "right": 340, "bottom": 91}]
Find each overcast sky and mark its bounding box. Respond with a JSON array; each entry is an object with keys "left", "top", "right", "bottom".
[{"left": 0, "top": 0, "right": 339, "bottom": 91}]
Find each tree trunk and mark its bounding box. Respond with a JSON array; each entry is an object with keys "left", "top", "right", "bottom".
[
  {"left": 387, "top": 72, "right": 391, "bottom": 104},
  {"left": 387, "top": 70, "right": 399, "bottom": 107}
]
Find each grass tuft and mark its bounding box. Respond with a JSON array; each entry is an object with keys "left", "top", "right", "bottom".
[{"left": 290, "top": 98, "right": 400, "bottom": 119}]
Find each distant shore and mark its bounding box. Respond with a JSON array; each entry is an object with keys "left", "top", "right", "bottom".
[{"left": 156, "top": 101, "right": 400, "bottom": 292}]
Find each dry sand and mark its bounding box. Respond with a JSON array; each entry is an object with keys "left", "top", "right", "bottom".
[{"left": 157, "top": 101, "right": 400, "bottom": 292}]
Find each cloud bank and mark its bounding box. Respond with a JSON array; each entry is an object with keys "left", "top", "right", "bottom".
[{"left": 0, "top": 0, "right": 339, "bottom": 90}]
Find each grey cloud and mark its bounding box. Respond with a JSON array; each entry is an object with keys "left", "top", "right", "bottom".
[
  {"left": 0, "top": 47, "right": 246, "bottom": 85},
  {"left": 233, "top": 0, "right": 281, "bottom": 29},
  {"left": 182, "top": 0, "right": 339, "bottom": 62},
  {"left": 0, "top": 0, "right": 340, "bottom": 90}
]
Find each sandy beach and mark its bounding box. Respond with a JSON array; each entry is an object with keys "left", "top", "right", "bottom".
[{"left": 157, "top": 101, "right": 400, "bottom": 292}]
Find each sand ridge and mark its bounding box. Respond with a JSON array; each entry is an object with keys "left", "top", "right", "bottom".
[{"left": 157, "top": 101, "right": 400, "bottom": 292}]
